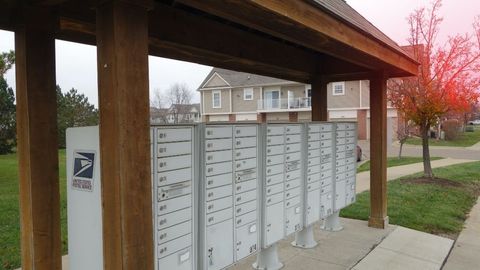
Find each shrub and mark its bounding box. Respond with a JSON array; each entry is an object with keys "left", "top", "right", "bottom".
[
  {"left": 443, "top": 119, "right": 460, "bottom": 140},
  {"left": 465, "top": 126, "right": 474, "bottom": 132}
]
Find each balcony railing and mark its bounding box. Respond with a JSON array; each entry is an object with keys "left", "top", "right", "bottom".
[{"left": 257, "top": 97, "right": 311, "bottom": 111}]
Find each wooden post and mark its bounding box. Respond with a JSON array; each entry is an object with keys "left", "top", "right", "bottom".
[
  {"left": 311, "top": 76, "right": 328, "bottom": 121},
  {"left": 368, "top": 71, "right": 389, "bottom": 229},
  {"left": 15, "top": 7, "right": 62, "bottom": 270},
  {"left": 96, "top": 1, "right": 154, "bottom": 269}
]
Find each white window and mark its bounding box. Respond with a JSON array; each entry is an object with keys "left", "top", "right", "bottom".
[
  {"left": 212, "top": 90, "right": 221, "bottom": 108},
  {"left": 332, "top": 82, "right": 345, "bottom": 96},
  {"left": 243, "top": 88, "right": 254, "bottom": 100}
]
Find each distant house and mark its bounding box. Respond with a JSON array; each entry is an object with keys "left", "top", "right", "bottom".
[
  {"left": 150, "top": 103, "right": 201, "bottom": 124},
  {"left": 198, "top": 68, "right": 398, "bottom": 140}
]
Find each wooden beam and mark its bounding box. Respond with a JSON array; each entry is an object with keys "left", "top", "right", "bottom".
[
  {"left": 176, "top": 0, "right": 418, "bottom": 77},
  {"left": 96, "top": 1, "right": 153, "bottom": 269},
  {"left": 14, "top": 7, "right": 62, "bottom": 270},
  {"left": 368, "top": 71, "right": 389, "bottom": 229},
  {"left": 311, "top": 76, "right": 328, "bottom": 121}
]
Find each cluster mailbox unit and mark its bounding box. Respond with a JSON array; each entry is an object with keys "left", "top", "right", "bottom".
[{"left": 66, "top": 122, "right": 356, "bottom": 270}]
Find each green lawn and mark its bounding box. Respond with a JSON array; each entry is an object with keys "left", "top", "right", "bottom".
[
  {"left": 405, "top": 126, "right": 480, "bottom": 147},
  {"left": 342, "top": 161, "right": 480, "bottom": 238},
  {"left": 357, "top": 156, "right": 443, "bottom": 173},
  {"left": 0, "top": 150, "right": 68, "bottom": 270}
]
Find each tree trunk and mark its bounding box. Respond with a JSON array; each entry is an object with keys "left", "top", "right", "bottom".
[
  {"left": 421, "top": 123, "right": 433, "bottom": 178},
  {"left": 398, "top": 142, "right": 404, "bottom": 159}
]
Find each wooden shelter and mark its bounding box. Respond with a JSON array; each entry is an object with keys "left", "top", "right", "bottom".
[{"left": 0, "top": 0, "right": 418, "bottom": 269}]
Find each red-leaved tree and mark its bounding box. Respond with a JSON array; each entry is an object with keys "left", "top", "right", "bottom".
[{"left": 388, "top": 0, "right": 480, "bottom": 178}]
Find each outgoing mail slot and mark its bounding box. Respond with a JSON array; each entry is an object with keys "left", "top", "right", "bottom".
[
  {"left": 235, "top": 169, "right": 256, "bottom": 182},
  {"left": 320, "top": 184, "right": 332, "bottom": 195},
  {"left": 158, "top": 182, "right": 191, "bottom": 201},
  {"left": 206, "top": 173, "right": 232, "bottom": 189},
  {"left": 308, "top": 141, "right": 320, "bottom": 150},
  {"left": 206, "top": 161, "right": 233, "bottom": 176},
  {"left": 285, "top": 186, "right": 301, "bottom": 199},
  {"left": 285, "top": 195, "right": 301, "bottom": 208},
  {"left": 308, "top": 156, "right": 321, "bottom": 166},
  {"left": 307, "top": 180, "right": 321, "bottom": 191},
  {"left": 235, "top": 136, "right": 257, "bottom": 149},
  {"left": 158, "top": 155, "right": 191, "bottom": 172},
  {"left": 236, "top": 210, "right": 257, "bottom": 228},
  {"left": 266, "top": 192, "right": 284, "bottom": 206},
  {"left": 158, "top": 193, "right": 191, "bottom": 215},
  {"left": 266, "top": 145, "right": 284, "bottom": 156},
  {"left": 285, "top": 125, "right": 301, "bottom": 134},
  {"left": 206, "top": 149, "right": 233, "bottom": 164},
  {"left": 206, "top": 184, "right": 233, "bottom": 202},
  {"left": 157, "top": 233, "right": 192, "bottom": 259},
  {"left": 158, "top": 167, "right": 191, "bottom": 187},
  {"left": 307, "top": 165, "right": 320, "bottom": 175},
  {"left": 320, "top": 132, "right": 332, "bottom": 140},
  {"left": 285, "top": 177, "right": 301, "bottom": 190},
  {"left": 286, "top": 160, "right": 301, "bottom": 171},
  {"left": 158, "top": 141, "right": 192, "bottom": 157},
  {"left": 235, "top": 158, "right": 256, "bottom": 171},
  {"left": 206, "top": 196, "right": 233, "bottom": 214},
  {"left": 285, "top": 152, "right": 301, "bottom": 162},
  {"left": 206, "top": 208, "right": 233, "bottom": 226},
  {"left": 286, "top": 134, "right": 301, "bottom": 143},
  {"left": 336, "top": 138, "right": 346, "bottom": 145},
  {"left": 307, "top": 132, "right": 320, "bottom": 141},
  {"left": 307, "top": 173, "right": 321, "bottom": 183},
  {"left": 158, "top": 208, "right": 191, "bottom": 230},
  {"left": 266, "top": 164, "right": 284, "bottom": 176},
  {"left": 205, "top": 126, "right": 233, "bottom": 139},
  {"left": 285, "top": 143, "right": 301, "bottom": 153},
  {"left": 235, "top": 147, "right": 257, "bottom": 160},
  {"left": 320, "top": 124, "right": 333, "bottom": 132},
  {"left": 266, "top": 173, "right": 283, "bottom": 186},
  {"left": 266, "top": 154, "right": 284, "bottom": 166},
  {"left": 235, "top": 125, "right": 257, "bottom": 137},
  {"left": 308, "top": 124, "right": 321, "bottom": 133},
  {"left": 235, "top": 179, "right": 257, "bottom": 193},
  {"left": 206, "top": 138, "right": 232, "bottom": 151},
  {"left": 235, "top": 199, "right": 257, "bottom": 216},
  {"left": 267, "top": 126, "right": 284, "bottom": 135},
  {"left": 158, "top": 220, "right": 191, "bottom": 244},
  {"left": 266, "top": 182, "right": 284, "bottom": 196},
  {"left": 157, "top": 128, "right": 191, "bottom": 143},
  {"left": 267, "top": 135, "right": 285, "bottom": 146},
  {"left": 285, "top": 169, "right": 301, "bottom": 181},
  {"left": 235, "top": 189, "right": 257, "bottom": 205}
]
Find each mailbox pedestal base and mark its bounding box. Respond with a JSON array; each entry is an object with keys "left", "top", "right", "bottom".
[
  {"left": 252, "top": 244, "right": 283, "bottom": 270},
  {"left": 291, "top": 225, "right": 317, "bottom": 248},
  {"left": 321, "top": 210, "right": 343, "bottom": 231}
]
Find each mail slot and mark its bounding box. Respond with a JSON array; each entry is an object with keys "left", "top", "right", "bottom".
[
  {"left": 158, "top": 208, "right": 191, "bottom": 230},
  {"left": 206, "top": 184, "right": 233, "bottom": 202},
  {"left": 158, "top": 167, "right": 191, "bottom": 187},
  {"left": 235, "top": 147, "right": 257, "bottom": 160},
  {"left": 158, "top": 220, "right": 191, "bottom": 244},
  {"left": 205, "top": 126, "right": 233, "bottom": 139},
  {"left": 235, "top": 136, "right": 257, "bottom": 149},
  {"left": 158, "top": 194, "right": 192, "bottom": 216},
  {"left": 158, "top": 182, "right": 191, "bottom": 201},
  {"left": 234, "top": 125, "right": 257, "bottom": 137},
  {"left": 206, "top": 208, "right": 233, "bottom": 226},
  {"left": 158, "top": 233, "right": 192, "bottom": 259},
  {"left": 206, "top": 149, "right": 233, "bottom": 164},
  {"left": 158, "top": 141, "right": 192, "bottom": 157},
  {"left": 157, "top": 128, "right": 192, "bottom": 143},
  {"left": 206, "top": 161, "right": 233, "bottom": 176},
  {"left": 267, "top": 135, "right": 285, "bottom": 146},
  {"left": 206, "top": 138, "right": 233, "bottom": 151},
  {"left": 158, "top": 155, "right": 192, "bottom": 172},
  {"left": 206, "top": 196, "right": 233, "bottom": 214},
  {"left": 267, "top": 126, "right": 284, "bottom": 135}
]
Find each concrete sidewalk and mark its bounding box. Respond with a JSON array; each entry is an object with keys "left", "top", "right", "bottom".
[
  {"left": 356, "top": 158, "right": 475, "bottom": 193},
  {"left": 443, "top": 197, "right": 480, "bottom": 270}
]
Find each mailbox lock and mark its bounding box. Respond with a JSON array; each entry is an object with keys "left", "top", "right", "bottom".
[
  {"left": 159, "top": 233, "right": 167, "bottom": 240},
  {"left": 208, "top": 192, "right": 213, "bottom": 198},
  {"left": 237, "top": 219, "right": 241, "bottom": 225},
  {"left": 159, "top": 205, "right": 166, "bottom": 211},
  {"left": 159, "top": 247, "right": 167, "bottom": 254},
  {"left": 208, "top": 204, "right": 213, "bottom": 210},
  {"left": 159, "top": 176, "right": 166, "bottom": 182},
  {"left": 159, "top": 218, "right": 167, "bottom": 225},
  {"left": 207, "top": 180, "right": 213, "bottom": 185},
  {"left": 159, "top": 133, "right": 166, "bottom": 138},
  {"left": 208, "top": 217, "right": 214, "bottom": 222},
  {"left": 237, "top": 197, "right": 241, "bottom": 202},
  {"left": 237, "top": 208, "right": 241, "bottom": 213},
  {"left": 237, "top": 186, "right": 241, "bottom": 191}
]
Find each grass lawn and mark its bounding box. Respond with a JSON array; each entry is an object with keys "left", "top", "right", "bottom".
[
  {"left": 405, "top": 126, "right": 480, "bottom": 147},
  {"left": 342, "top": 161, "right": 480, "bottom": 238},
  {"left": 0, "top": 150, "right": 68, "bottom": 270},
  {"left": 357, "top": 156, "right": 443, "bottom": 173}
]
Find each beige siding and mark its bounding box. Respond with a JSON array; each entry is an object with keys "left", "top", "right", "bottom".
[
  {"left": 360, "top": 80, "right": 370, "bottom": 107},
  {"left": 280, "top": 85, "right": 306, "bottom": 99},
  {"left": 231, "top": 87, "right": 260, "bottom": 112},
  {"left": 203, "top": 74, "right": 229, "bottom": 88},
  {"left": 328, "top": 81, "right": 361, "bottom": 108},
  {"left": 298, "top": 111, "right": 312, "bottom": 121},
  {"left": 203, "top": 89, "right": 231, "bottom": 114}
]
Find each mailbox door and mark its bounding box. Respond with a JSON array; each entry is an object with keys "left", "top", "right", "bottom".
[
  {"left": 306, "top": 190, "right": 320, "bottom": 226},
  {"left": 264, "top": 202, "right": 284, "bottom": 246},
  {"left": 320, "top": 192, "right": 333, "bottom": 218},
  {"left": 285, "top": 204, "right": 302, "bottom": 236},
  {"left": 158, "top": 247, "right": 193, "bottom": 270},
  {"left": 236, "top": 222, "right": 258, "bottom": 260},
  {"left": 335, "top": 180, "right": 347, "bottom": 211},
  {"left": 206, "top": 219, "right": 234, "bottom": 270}
]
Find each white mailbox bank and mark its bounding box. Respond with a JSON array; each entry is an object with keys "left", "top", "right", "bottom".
[{"left": 66, "top": 122, "right": 356, "bottom": 270}]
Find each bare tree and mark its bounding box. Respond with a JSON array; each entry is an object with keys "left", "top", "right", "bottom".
[
  {"left": 396, "top": 115, "right": 414, "bottom": 159},
  {"left": 150, "top": 83, "right": 194, "bottom": 123}
]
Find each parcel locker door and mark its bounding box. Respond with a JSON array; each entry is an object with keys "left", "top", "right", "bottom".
[
  {"left": 236, "top": 222, "right": 258, "bottom": 260},
  {"left": 158, "top": 247, "right": 193, "bottom": 270},
  {"left": 320, "top": 192, "right": 333, "bottom": 218},
  {"left": 285, "top": 204, "right": 302, "bottom": 236},
  {"left": 335, "top": 180, "right": 347, "bottom": 211},
  {"left": 306, "top": 190, "right": 320, "bottom": 225},
  {"left": 264, "top": 202, "right": 284, "bottom": 246},
  {"left": 206, "top": 219, "right": 234, "bottom": 270}
]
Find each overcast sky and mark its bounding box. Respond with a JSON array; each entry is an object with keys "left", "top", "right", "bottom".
[{"left": 1, "top": 0, "right": 479, "bottom": 107}]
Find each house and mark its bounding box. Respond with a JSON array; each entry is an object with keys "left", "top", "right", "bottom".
[
  {"left": 150, "top": 103, "right": 201, "bottom": 124},
  {"left": 198, "top": 68, "right": 398, "bottom": 140}
]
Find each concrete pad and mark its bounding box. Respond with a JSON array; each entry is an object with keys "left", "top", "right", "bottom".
[
  {"left": 377, "top": 227, "right": 453, "bottom": 265},
  {"left": 353, "top": 246, "right": 441, "bottom": 270}
]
